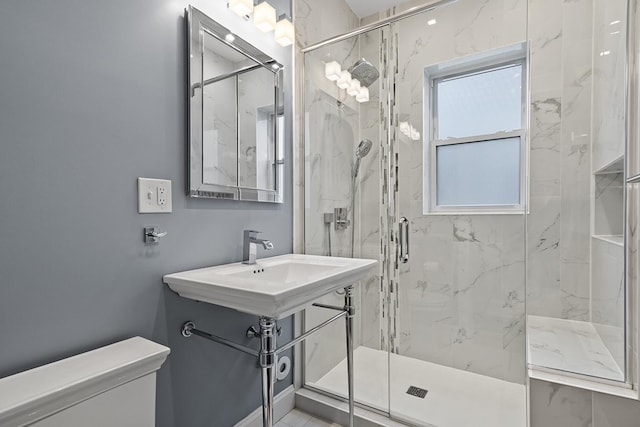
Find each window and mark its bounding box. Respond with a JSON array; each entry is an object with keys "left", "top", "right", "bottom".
[{"left": 425, "top": 59, "right": 526, "bottom": 214}]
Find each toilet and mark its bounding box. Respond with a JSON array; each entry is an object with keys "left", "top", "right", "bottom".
[{"left": 0, "top": 337, "right": 169, "bottom": 427}]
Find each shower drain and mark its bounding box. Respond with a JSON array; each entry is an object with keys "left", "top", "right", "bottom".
[{"left": 406, "top": 386, "right": 428, "bottom": 398}]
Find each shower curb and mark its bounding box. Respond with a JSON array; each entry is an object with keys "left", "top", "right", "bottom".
[{"left": 295, "top": 388, "right": 410, "bottom": 427}]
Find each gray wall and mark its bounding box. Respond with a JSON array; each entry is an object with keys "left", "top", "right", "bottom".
[{"left": 0, "top": 1, "right": 293, "bottom": 426}]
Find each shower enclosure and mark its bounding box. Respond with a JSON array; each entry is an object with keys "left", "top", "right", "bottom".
[{"left": 299, "top": 0, "right": 631, "bottom": 425}]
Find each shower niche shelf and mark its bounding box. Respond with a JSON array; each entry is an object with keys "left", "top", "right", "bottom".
[{"left": 593, "top": 156, "right": 623, "bottom": 242}]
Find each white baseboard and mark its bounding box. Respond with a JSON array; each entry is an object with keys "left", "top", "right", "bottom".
[{"left": 233, "top": 385, "right": 296, "bottom": 427}]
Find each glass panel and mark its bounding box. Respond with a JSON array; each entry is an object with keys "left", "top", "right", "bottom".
[
  {"left": 390, "top": 1, "right": 527, "bottom": 426},
  {"left": 436, "top": 64, "right": 523, "bottom": 139},
  {"left": 302, "top": 27, "right": 389, "bottom": 415},
  {"left": 525, "top": 0, "right": 627, "bottom": 383},
  {"left": 436, "top": 137, "right": 520, "bottom": 206}
]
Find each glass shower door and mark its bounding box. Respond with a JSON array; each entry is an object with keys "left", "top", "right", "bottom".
[
  {"left": 301, "top": 26, "right": 391, "bottom": 416},
  {"left": 387, "top": 1, "right": 528, "bottom": 425}
]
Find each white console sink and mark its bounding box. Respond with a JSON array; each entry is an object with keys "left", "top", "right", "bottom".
[{"left": 163, "top": 254, "right": 377, "bottom": 319}]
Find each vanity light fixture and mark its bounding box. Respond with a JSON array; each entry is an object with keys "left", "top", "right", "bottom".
[
  {"left": 228, "top": 0, "right": 254, "bottom": 17},
  {"left": 399, "top": 122, "right": 411, "bottom": 135},
  {"left": 347, "top": 78, "right": 361, "bottom": 96},
  {"left": 336, "top": 70, "right": 352, "bottom": 89},
  {"left": 275, "top": 14, "right": 294, "bottom": 47},
  {"left": 254, "top": 1, "right": 277, "bottom": 32},
  {"left": 355, "top": 86, "right": 369, "bottom": 103},
  {"left": 400, "top": 122, "right": 421, "bottom": 140},
  {"left": 325, "top": 61, "right": 342, "bottom": 81}
]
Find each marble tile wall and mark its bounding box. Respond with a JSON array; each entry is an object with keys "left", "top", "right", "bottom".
[
  {"left": 592, "top": 0, "right": 627, "bottom": 172},
  {"left": 296, "top": 0, "right": 374, "bottom": 384},
  {"left": 589, "top": 0, "right": 628, "bottom": 376},
  {"left": 591, "top": 237, "right": 625, "bottom": 371},
  {"left": 355, "top": 27, "right": 386, "bottom": 351},
  {"left": 527, "top": 0, "right": 593, "bottom": 322},
  {"left": 529, "top": 379, "right": 593, "bottom": 427},
  {"left": 238, "top": 67, "right": 277, "bottom": 189},
  {"left": 202, "top": 50, "right": 237, "bottom": 187},
  {"left": 530, "top": 379, "right": 640, "bottom": 427},
  {"left": 378, "top": 0, "right": 528, "bottom": 384}
]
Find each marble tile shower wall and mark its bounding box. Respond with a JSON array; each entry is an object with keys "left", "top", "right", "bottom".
[
  {"left": 590, "top": 0, "right": 628, "bottom": 370},
  {"left": 355, "top": 28, "right": 386, "bottom": 352},
  {"left": 527, "top": 0, "right": 593, "bottom": 322},
  {"left": 370, "top": 0, "right": 528, "bottom": 384},
  {"left": 297, "top": 0, "right": 371, "bottom": 383}
]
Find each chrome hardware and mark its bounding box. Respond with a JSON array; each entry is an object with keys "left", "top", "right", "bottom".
[
  {"left": 182, "top": 321, "right": 195, "bottom": 337},
  {"left": 181, "top": 321, "right": 258, "bottom": 356},
  {"left": 243, "top": 230, "right": 274, "bottom": 265},
  {"left": 144, "top": 226, "right": 167, "bottom": 244},
  {"left": 324, "top": 212, "right": 334, "bottom": 256},
  {"left": 247, "top": 325, "right": 259, "bottom": 338},
  {"left": 399, "top": 217, "right": 409, "bottom": 263},
  {"left": 180, "top": 291, "right": 357, "bottom": 427},
  {"left": 335, "top": 207, "right": 350, "bottom": 230},
  {"left": 344, "top": 286, "right": 356, "bottom": 427},
  {"left": 248, "top": 325, "right": 281, "bottom": 338}
]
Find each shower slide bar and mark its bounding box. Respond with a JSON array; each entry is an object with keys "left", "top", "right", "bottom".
[{"left": 179, "top": 285, "right": 357, "bottom": 427}]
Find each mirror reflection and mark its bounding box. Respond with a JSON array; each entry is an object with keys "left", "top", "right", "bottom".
[{"left": 189, "top": 6, "right": 284, "bottom": 202}]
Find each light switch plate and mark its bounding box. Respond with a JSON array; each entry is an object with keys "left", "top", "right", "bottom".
[{"left": 138, "top": 178, "right": 172, "bottom": 213}]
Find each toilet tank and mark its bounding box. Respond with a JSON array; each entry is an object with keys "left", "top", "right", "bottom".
[{"left": 0, "top": 337, "right": 170, "bottom": 427}]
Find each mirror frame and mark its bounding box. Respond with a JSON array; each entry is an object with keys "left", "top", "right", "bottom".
[{"left": 187, "top": 6, "right": 284, "bottom": 203}]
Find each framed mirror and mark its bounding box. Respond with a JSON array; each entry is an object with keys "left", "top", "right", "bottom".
[{"left": 187, "top": 6, "right": 284, "bottom": 202}]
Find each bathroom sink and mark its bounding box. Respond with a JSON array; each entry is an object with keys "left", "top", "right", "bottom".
[{"left": 163, "top": 254, "right": 377, "bottom": 319}]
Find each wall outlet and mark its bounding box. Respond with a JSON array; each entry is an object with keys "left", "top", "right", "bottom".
[{"left": 138, "top": 178, "right": 172, "bottom": 213}]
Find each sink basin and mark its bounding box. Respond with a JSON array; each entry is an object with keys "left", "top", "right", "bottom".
[{"left": 163, "top": 254, "right": 377, "bottom": 319}]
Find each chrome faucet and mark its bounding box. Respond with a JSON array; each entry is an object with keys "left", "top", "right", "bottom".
[{"left": 242, "top": 230, "right": 274, "bottom": 265}]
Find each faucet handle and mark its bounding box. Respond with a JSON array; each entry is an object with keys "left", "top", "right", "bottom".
[{"left": 244, "top": 230, "right": 260, "bottom": 242}]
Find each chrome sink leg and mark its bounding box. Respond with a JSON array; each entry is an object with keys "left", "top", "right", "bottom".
[
  {"left": 259, "top": 317, "right": 277, "bottom": 427},
  {"left": 344, "top": 285, "right": 355, "bottom": 427}
]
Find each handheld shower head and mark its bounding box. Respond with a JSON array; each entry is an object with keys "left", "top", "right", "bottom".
[
  {"left": 354, "top": 139, "right": 373, "bottom": 178},
  {"left": 356, "top": 138, "right": 373, "bottom": 159}
]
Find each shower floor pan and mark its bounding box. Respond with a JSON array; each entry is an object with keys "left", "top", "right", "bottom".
[{"left": 308, "top": 346, "right": 526, "bottom": 427}]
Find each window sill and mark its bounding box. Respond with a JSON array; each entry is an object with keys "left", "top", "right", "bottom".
[{"left": 423, "top": 210, "right": 525, "bottom": 216}]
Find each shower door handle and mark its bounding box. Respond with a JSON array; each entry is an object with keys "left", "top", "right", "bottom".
[{"left": 399, "top": 217, "right": 409, "bottom": 263}]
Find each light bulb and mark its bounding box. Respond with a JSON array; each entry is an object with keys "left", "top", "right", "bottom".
[
  {"left": 336, "top": 70, "right": 351, "bottom": 89},
  {"left": 347, "top": 79, "right": 361, "bottom": 96},
  {"left": 325, "top": 61, "right": 342, "bottom": 81},
  {"left": 356, "top": 86, "right": 369, "bottom": 103},
  {"left": 274, "top": 17, "right": 294, "bottom": 47},
  {"left": 254, "top": 1, "right": 276, "bottom": 32},
  {"left": 227, "top": 0, "right": 253, "bottom": 17}
]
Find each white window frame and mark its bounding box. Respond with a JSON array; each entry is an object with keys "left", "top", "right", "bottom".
[{"left": 424, "top": 55, "right": 527, "bottom": 215}]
